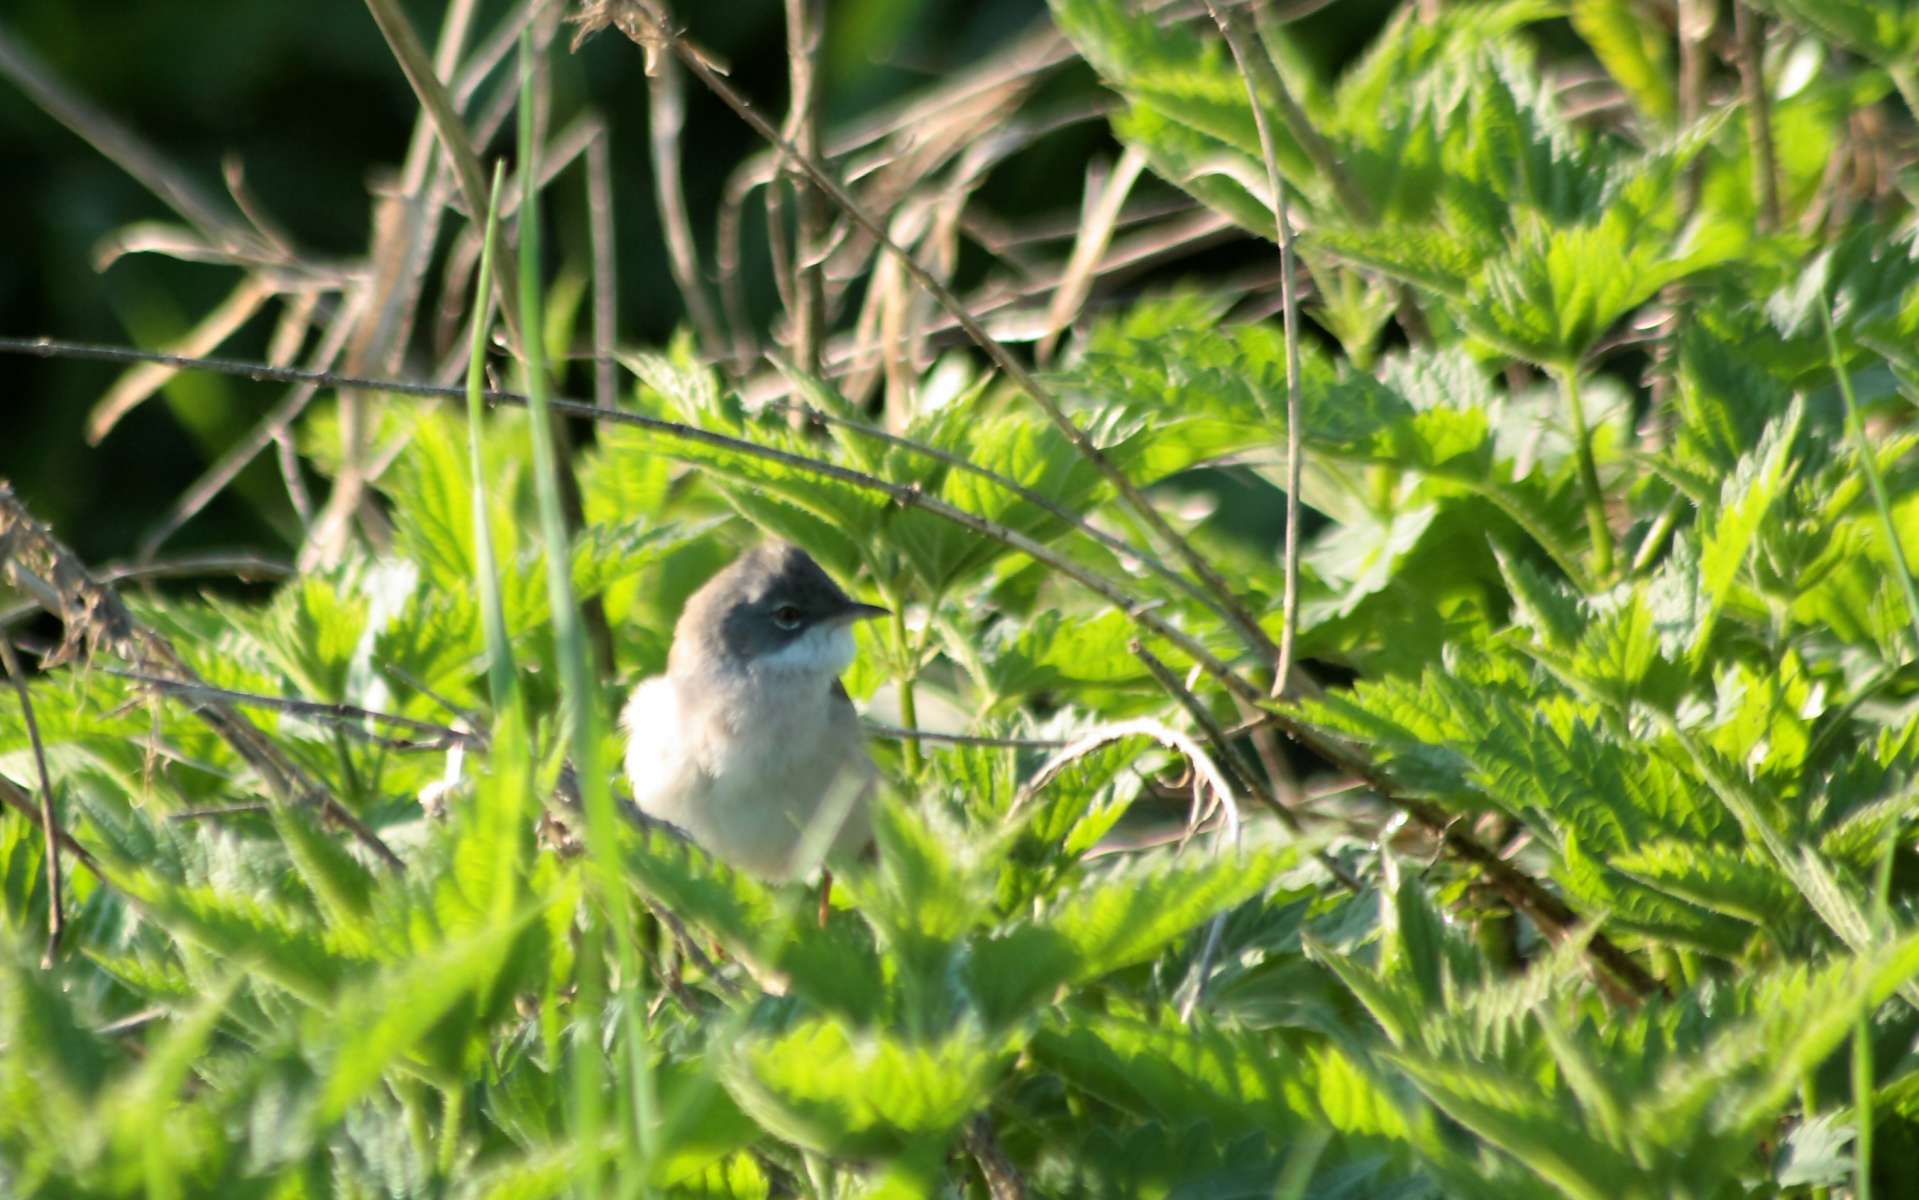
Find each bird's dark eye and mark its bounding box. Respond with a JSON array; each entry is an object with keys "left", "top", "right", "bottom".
[{"left": 771, "top": 604, "right": 803, "bottom": 630}]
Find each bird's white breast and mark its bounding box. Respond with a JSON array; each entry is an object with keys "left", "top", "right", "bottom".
[{"left": 620, "top": 651, "right": 871, "bottom": 879}]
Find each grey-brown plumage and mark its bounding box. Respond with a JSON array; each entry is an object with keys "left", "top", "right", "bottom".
[{"left": 622, "top": 542, "right": 884, "bottom": 879}]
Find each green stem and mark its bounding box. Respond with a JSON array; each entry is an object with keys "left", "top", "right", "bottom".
[
  {"left": 892, "top": 604, "right": 921, "bottom": 776},
  {"left": 438, "top": 1085, "right": 465, "bottom": 1176},
  {"left": 1558, "top": 364, "right": 1614, "bottom": 581},
  {"left": 1822, "top": 300, "right": 1919, "bottom": 655},
  {"left": 517, "top": 33, "right": 652, "bottom": 1195},
  {"left": 1856, "top": 1010, "right": 1875, "bottom": 1200}
]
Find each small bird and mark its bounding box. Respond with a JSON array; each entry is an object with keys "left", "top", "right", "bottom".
[{"left": 621, "top": 541, "right": 886, "bottom": 881}]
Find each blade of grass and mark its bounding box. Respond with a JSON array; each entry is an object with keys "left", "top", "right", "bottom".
[
  {"left": 513, "top": 32, "right": 655, "bottom": 1194},
  {"left": 468, "top": 161, "right": 519, "bottom": 719}
]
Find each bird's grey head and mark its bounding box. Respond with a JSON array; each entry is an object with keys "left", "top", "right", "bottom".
[{"left": 669, "top": 542, "right": 886, "bottom": 680}]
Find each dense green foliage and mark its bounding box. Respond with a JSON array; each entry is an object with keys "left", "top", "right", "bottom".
[{"left": 4, "top": 1, "right": 1919, "bottom": 1196}]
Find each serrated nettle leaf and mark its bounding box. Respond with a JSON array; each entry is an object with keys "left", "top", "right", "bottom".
[
  {"left": 1493, "top": 543, "right": 1583, "bottom": 649},
  {"left": 1703, "top": 653, "right": 1820, "bottom": 780},
  {"left": 618, "top": 350, "right": 888, "bottom": 584},
  {"left": 977, "top": 608, "right": 1156, "bottom": 707},
  {"left": 850, "top": 795, "right": 995, "bottom": 1004},
  {"left": 271, "top": 803, "right": 378, "bottom": 952},
  {"left": 1000, "top": 733, "right": 1153, "bottom": 909},
  {"left": 881, "top": 408, "right": 1108, "bottom": 594},
  {"left": 1687, "top": 398, "right": 1804, "bottom": 661},
  {"left": 1610, "top": 838, "right": 1798, "bottom": 930},
  {"left": 1032, "top": 1007, "right": 1409, "bottom": 1144},
  {"left": 1293, "top": 673, "right": 1480, "bottom": 798},
  {"left": 315, "top": 910, "right": 538, "bottom": 1121},
  {"left": 1048, "top": 0, "right": 1335, "bottom": 230},
  {"left": 0, "top": 935, "right": 119, "bottom": 1109},
  {"left": 970, "top": 845, "right": 1293, "bottom": 1023},
  {"left": 1384, "top": 1048, "right": 1643, "bottom": 1200},
  {"left": 1379, "top": 857, "right": 1451, "bottom": 1010},
  {"left": 618, "top": 823, "right": 884, "bottom": 1020},
  {"left": 1651, "top": 927, "right": 1919, "bottom": 1140},
  {"left": 722, "top": 1018, "right": 1014, "bottom": 1157},
  {"left": 381, "top": 408, "right": 523, "bottom": 599},
  {"left": 1569, "top": 0, "right": 1675, "bottom": 124},
  {"left": 120, "top": 872, "right": 369, "bottom": 1007},
  {"left": 1559, "top": 832, "right": 1754, "bottom": 957},
  {"left": 1672, "top": 323, "right": 1798, "bottom": 479}
]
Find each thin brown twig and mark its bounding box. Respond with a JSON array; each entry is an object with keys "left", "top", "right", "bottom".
[
  {"left": 1276, "top": 707, "right": 1658, "bottom": 1002},
  {"left": 137, "top": 293, "right": 363, "bottom": 562},
  {"left": 88, "top": 666, "right": 479, "bottom": 748},
  {"left": 0, "top": 636, "right": 64, "bottom": 965},
  {"left": 964, "top": 1115, "right": 1028, "bottom": 1200},
  {"left": 0, "top": 334, "right": 1269, "bottom": 705},
  {"left": 862, "top": 721, "right": 1067, "bottom": 750},
  {"left": 755, "top": 385, "right": 1256, "bottom": 636},
  {"left": 363, "top": 0, "right": 523, "bottom": 342},
  {"left": 168, "top": 803, "right": 274, "bottom": 822},
  {"left": 0, "top": 775, "right": 103, "bottom": 884}
]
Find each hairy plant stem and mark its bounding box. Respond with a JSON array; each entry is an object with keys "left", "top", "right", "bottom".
[
  {"left": 1204, "top": 0, "right": 1304, "bottom": 697},
  {"left": 1558, "top": 363, "right": 1614, "bottom": 581},
  {"left": 1732, "top": 2, "right": 1781, "bottom": 233}
]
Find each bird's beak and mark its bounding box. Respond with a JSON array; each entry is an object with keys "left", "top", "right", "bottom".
[{"left": 839, "top": 601, "right": 889, "bottom": 623}]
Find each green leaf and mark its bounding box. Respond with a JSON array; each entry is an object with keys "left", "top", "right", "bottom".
[
  {"left": 1570, "top": 0, "right": 1676, "bottom": 124},
  {"left": 1690, "top": 399, "right": 1803, "bottom": 660},
  {"left": 969, "top": 846, "right": 1292, "bottom": 1026},
  {"left": 1753, "top": 0, "right": 1919, "bottom": 64},
  {"left": 1033, "top": 1007, "right": 1408, "bottom": 1143},
  {"left": 723, "top": 1018, "right": 1012, "bottom": 1157},
  {"left": 619, "top": 824, "right": 885, "bottom": 1021},
  {"left": 124, "top": 872, "right": 367, "bottom": 1006},
  {"left": 316, "top": 909, "right": 534, "bottom": 1120},
  {"left": 271, "top": 803, "right": 378, "bottom": 951}
]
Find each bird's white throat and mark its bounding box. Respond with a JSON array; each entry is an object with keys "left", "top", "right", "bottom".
[{"left": 751, "top": 620, "right": 858, "bottom": 678}]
